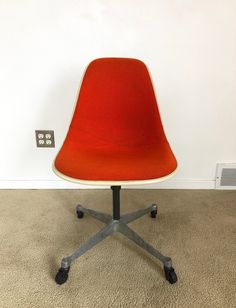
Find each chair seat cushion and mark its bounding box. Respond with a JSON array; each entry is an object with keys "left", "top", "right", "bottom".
[{"left": 54, "top": 139, "right": 177, "bottom": 182}]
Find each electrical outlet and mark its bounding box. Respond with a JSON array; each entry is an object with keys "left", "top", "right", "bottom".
[{"left": 35, "top": 130, "right": 55, "bottom": 148}]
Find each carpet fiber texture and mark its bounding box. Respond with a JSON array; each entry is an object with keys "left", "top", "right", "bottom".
[{"left": 0, "top": 189, "right": 235, "bottom": 307}]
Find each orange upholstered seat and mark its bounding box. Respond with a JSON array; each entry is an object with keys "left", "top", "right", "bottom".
[{"left": 54, "top": 58, "right": 177, "bottom": 183}]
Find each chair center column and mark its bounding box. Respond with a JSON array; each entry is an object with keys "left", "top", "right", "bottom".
[{"left": 111, "top": 186, "right": 121, "bottom": 220}]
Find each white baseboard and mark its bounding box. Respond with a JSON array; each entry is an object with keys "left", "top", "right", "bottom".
[{"left": 0, "top": 179, "right": 215, "bottom": 189}]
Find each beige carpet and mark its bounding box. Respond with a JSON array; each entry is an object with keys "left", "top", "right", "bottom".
[{"left": 0, "top": 189, "right": 236, "bottom": 307}]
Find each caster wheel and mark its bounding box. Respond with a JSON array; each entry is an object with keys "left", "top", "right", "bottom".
[
  {"left": 150, "top": 210, "right": 157, "bottom": 218},
  {"left": 76, "top": 209, "right": 84, "bottom": 219},
  {"left": 55, "top": 267, "right": 70, "bottom": 285},
  {"left": 164, "top": 266, "right": 178, "bottom": 284}
]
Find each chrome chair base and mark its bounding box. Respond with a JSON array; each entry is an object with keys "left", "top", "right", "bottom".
[{"left": 55, "top": 202, "right": 177, "bottom": 285}]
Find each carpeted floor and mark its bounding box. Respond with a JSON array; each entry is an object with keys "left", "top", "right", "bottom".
[{"left": 0, "top": 189, "right": 236, "bottom": 307}]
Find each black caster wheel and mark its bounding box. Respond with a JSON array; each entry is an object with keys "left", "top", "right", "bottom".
[
  {"left": 164, "top": 266, "right": 178, "bottom": 284},
  {"left": 150, "top": 209, "right": 157, "bottom": 218},
  {"left": 55, "top": 267, "right": 70, "bottom": 285},
  {"left": 76, "top": 209, "right": 84, "bottom": 219}
]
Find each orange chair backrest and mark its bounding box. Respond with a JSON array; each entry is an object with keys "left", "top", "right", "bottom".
[{"left": 67, "top": 58, "right": 166, "bottom": 149}]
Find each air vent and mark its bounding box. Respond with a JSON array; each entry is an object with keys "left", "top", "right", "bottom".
[{"left": 215, "top": 163, "right": 236, "bottom": 190}]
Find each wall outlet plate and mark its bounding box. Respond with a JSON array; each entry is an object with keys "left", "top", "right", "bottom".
[{"left": 35, "top": 130, "right": 55, "bottom": 148}]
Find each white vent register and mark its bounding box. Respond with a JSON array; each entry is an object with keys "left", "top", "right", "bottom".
[{"left": 216, "top": 163, "right": 236, "bottom": 190}]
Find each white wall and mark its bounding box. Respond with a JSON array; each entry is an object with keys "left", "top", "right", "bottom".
[{"left": 0, "top": 0, "right": 236, "bottom": 189}]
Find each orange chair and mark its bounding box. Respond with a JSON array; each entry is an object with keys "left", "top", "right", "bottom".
[{"left": 53, "top": 58, "right": 178, "bottom": 285}]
